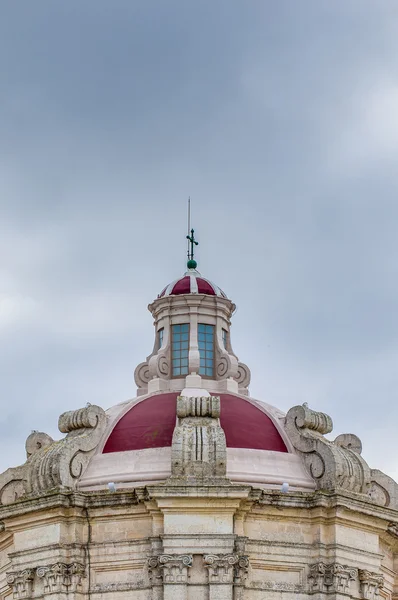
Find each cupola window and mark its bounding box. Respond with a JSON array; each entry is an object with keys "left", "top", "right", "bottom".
[
  {"left": 198, "top": 324, "right": 214, "bottom": 377},
  {"left": 158, "top": 328, "right": 164, "bottom": 350},
  {"left": 222, "top": 328, "right": 228, "bottom": 349},
  {"left": 172, "top": 324, "right": 189, "bottom": 376}
]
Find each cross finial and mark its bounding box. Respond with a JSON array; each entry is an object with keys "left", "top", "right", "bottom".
[{"left": 186, "top": 228, "right": 198, "bottom": 269}]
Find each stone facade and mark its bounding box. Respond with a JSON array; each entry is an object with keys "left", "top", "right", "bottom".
[{"left": 0, "top": 399, "right": 398, "bottom": 600}]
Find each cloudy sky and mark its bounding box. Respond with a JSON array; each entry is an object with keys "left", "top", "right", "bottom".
[{"left": 0, "top": 1, "right": 397, "bottom": 480}]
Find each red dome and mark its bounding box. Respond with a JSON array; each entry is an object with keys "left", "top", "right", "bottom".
[
  {"left": 103, "top": 393, "right": 288, "bottom": 453},
  {"left": 158, "top": 270, "right": 226, "bottom": 298}
]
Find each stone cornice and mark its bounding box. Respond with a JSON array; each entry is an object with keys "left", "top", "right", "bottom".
[
  {"left": 0, "top": 489, "right": 148, "bottom": 522},
  {"left": 257, "top": 489, "right": 398, "bottom": 522},
  {"left": 148, "top": 484, "right": 252, "bottom": 499}
]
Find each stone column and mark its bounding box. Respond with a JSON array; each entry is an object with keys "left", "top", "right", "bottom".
[{"left": 159, "top": 554, "right": 192, "bottom": 600}]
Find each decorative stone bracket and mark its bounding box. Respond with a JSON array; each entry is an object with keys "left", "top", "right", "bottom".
[
  {"left": 169, "top": 395, "right": 228, "bottom": 483},
  {"left": 0, "top": 404, "right": 107, "bottom": 505},
  {"left": 285, "top": 404, "right": 371, "bottom": 494}
]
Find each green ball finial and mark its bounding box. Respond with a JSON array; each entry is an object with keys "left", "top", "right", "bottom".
[{"left": 187, "top": 259, "right": 197, "bottom": 270}]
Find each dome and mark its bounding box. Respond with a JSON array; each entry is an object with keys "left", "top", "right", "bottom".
[
  {"left": 78, "top": 392, "right": 316, "bottom": 492},
  {"left": 103, "top": 392, "right": 288, "bottom": 453},
  {"left": 158, "top": 269, "right": 227, "bottom": 298}
]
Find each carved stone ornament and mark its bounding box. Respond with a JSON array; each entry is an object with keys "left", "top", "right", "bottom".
[
  {"left": 204, "top": 554, "right": 238, "bottom": 584},
  {"left": 234, "top": 555, "right": 250, "bottom": 585},
  {"left": 285, "top": 404, "right": 371, "bottom": 493},
  {"left": 36, "top": 562, "right": 85, "bottom": 594},
  {"left": 36, "top": 563, "right": 69, "bottom": 594},
  {"left": 359, "top": 570, "right": 384, "bottom": 599},
  {"left": 6, "top": 569, "right": 34, "bottom": 599},
  {"left": 158, "top": 554, "right": 193, "bottom": 584},
  {"left": 308, "top": 562, "right": 358, "bottom": 594},
  {"left": 169, "top": 395, "right": 227, "bottom": 482},
  {"left": 147, "top": 556, "right": 162, "bottom": 585},
  {"left": 0, "top": 405, "right": 107, "bottom": 505}
]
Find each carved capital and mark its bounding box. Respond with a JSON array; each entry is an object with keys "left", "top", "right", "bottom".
[
  {"left": 204, "top": 554, "right": 238, "bottom": 584},
  {"left": 359, "top": 570, "right": 384, "bottom": 599},
  {"left": 6, "top": 569, "right": 34, "bottom": 599},
  {"left": 234, "top": 555, "right": 250, "bottom": 585},
  {"left": 308, "top": 562, "right": 357, "bottom": 594},
  {"left": 147, "top": 556, "right": 162, "bottom": 586},
  {"left": 36, "top": 562, "right": 85, "bottom": 594},
  {"left": 37, "top": 563, "right": 69, "bottom": 594},
  {"left": 158, "top": 554, "right": 192, "bottom": 584}
]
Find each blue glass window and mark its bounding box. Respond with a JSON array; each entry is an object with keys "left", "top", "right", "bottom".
[
  {"left": 172, "top": 324, "right": 189, "bottom": 376},
  {"left": 198, "top": 324, "right": 214, "bottom": 377},
  {"left": 222, "top": 328, "right": 228, "bottom": 349},
  {"left": 158, "top": 328, "right": 164, "bottom": 350}
]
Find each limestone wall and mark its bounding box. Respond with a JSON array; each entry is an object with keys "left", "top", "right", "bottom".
[{"left": 0, "top": 487, "right": 397, "bottom": 599}]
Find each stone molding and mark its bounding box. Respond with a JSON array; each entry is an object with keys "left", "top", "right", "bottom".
[
  {"left": 169, "top": 395, "right": 228, "bottom": 482},
  {"left": 308, "top": 562, "right": 358, "bottom": 594},
  {"left": 0, "top": 405, "right": 107, "bottom": 505},
  {"left": 358, "top": 569, "right": 384, "bottom": 599},
  {"left": 7, "top": 563, "right": 85, "bottom": 598},
  {"left": 285, "top": 404, "right": 371, "bottom": 494}
]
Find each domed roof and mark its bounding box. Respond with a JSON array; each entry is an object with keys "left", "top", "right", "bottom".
[
  {"left": 158, "top": 269, "right": 227, "bottom": 299},
  {"left": 103, "top": 392, "right": 288, "bottom": 453},
  {"left": 79, "top": 391, "right": 316, "bottom": 492}
]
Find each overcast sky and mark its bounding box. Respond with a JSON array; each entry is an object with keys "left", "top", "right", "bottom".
[{"left": 0, "top": 1, "right": 397, "bottom": 481}]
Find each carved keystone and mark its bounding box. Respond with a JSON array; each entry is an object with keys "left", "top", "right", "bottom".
[{"left": 169, "top": 395, "right": 228, "bottom": 482}]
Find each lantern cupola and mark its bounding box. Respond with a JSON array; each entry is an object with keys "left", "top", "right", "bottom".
[{"left": 134, "top": 229, "right": 250, "bottom": 396}]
